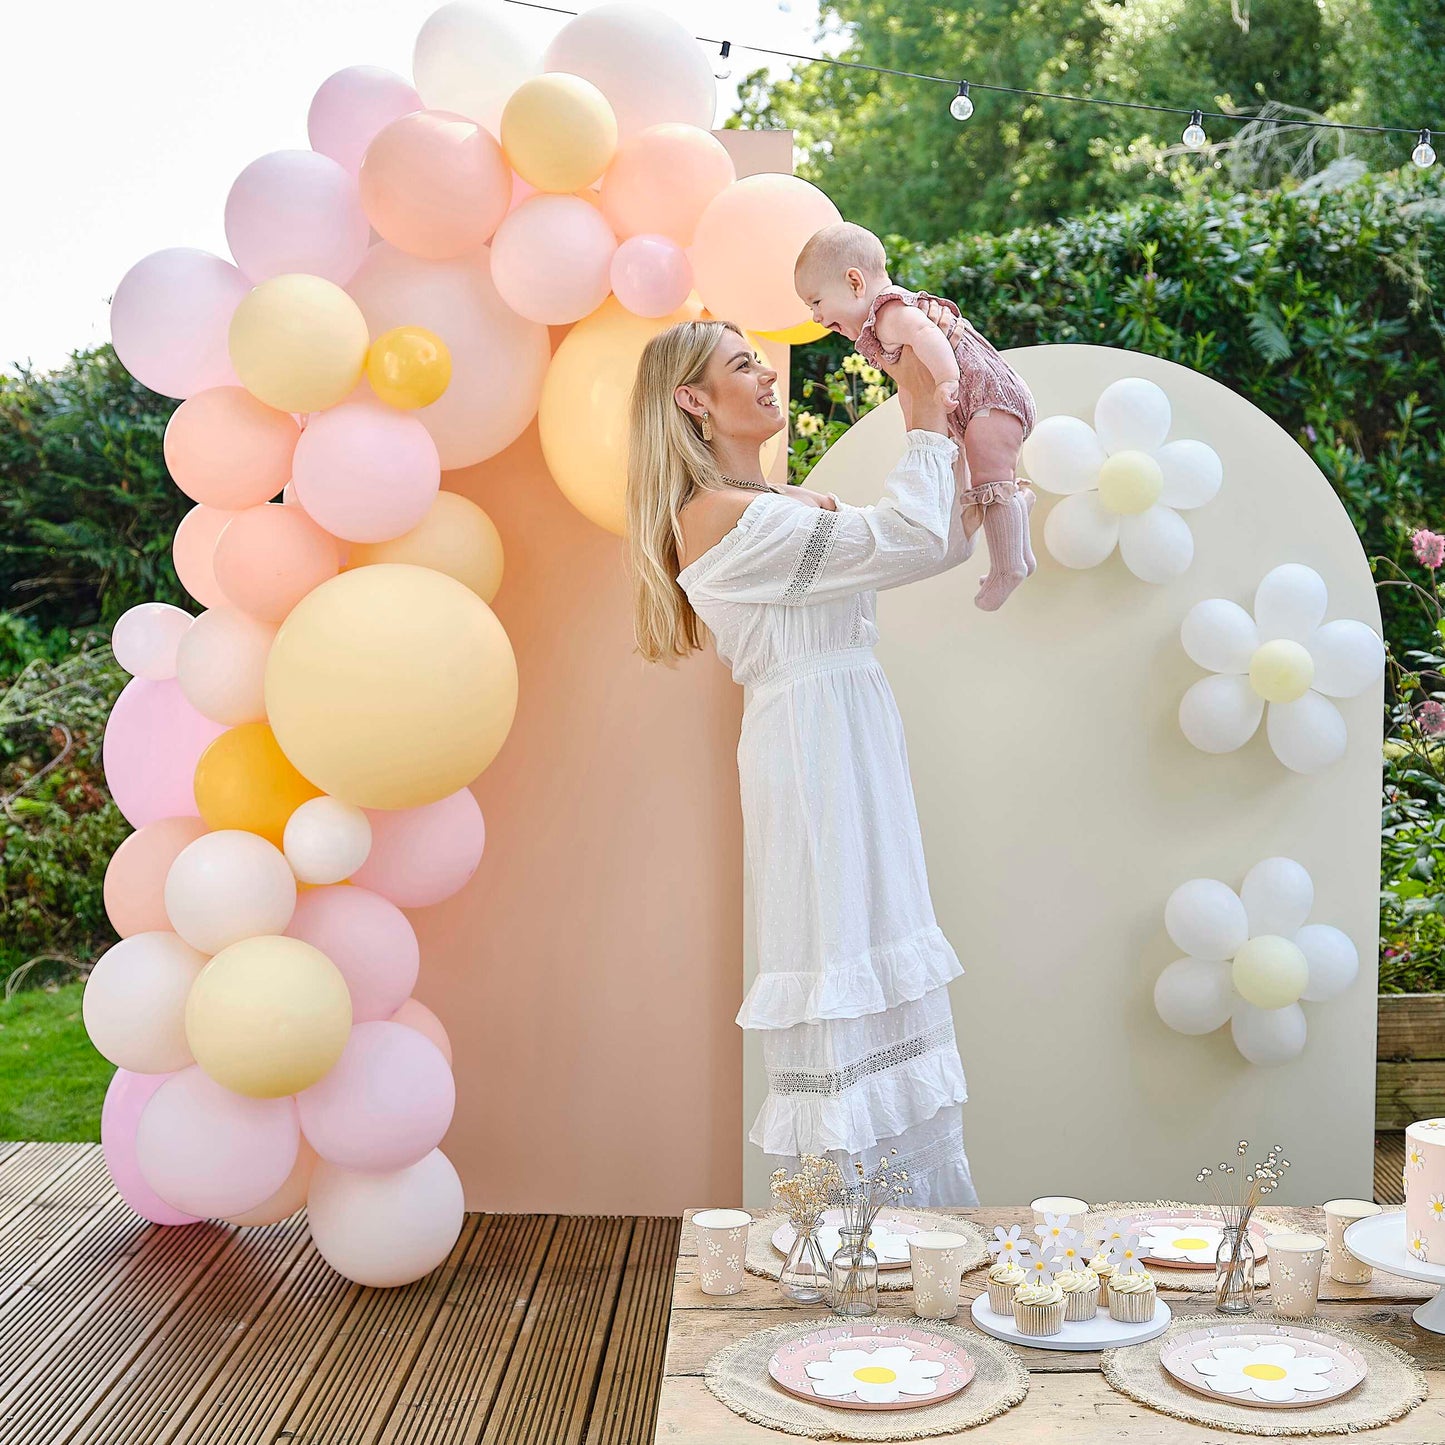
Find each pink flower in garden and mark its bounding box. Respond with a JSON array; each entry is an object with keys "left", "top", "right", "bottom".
[
  {"left": 1412, "top": 529, "right": 1445, "bottom": 569},
  {"left": 1418, "top": 700, "right": 1445, "bottom": 735}
]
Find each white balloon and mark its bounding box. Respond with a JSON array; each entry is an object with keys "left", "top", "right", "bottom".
[
  {"left": 1043, "top": 490, "right": 1119, "bottom": 568},
  {"left": 1165, "top": 877, "right": 1249, "bottom": 961},
  {"left": 1093, "top": 377, "right": 1171, "bottom": 455},
  {"left": 1254, "top": 563, "right": 1328, "bottom": 643},
  {"left": 284, "top": 797, "right": 373, "bottom": 884},
  {"left": 82, "top": 932, "right": 206, "bottom": 1072},
  {"left": 1231, "top": 1000, "right": 1307, "bottom": 1066},
  {"left": 1266, "top": 692, "right": 1348, "bottom": 773},
  {"left": 1296, "top": 923, "right": 1360, "bottom": 1002},
  {"left": 1019, "top": 415, "right": 1105, "bottom": 495},
  {"left": 164, "top": 831, "right": 297, "bottom": 954},
  {"left": 1156, "top": 438, "right": 1223, "bottom": 510},
  {"left": 1179, "top": 673, "right": 1264, "bottom": 754},
  {"left": 413, "top": 2, "right": 538, "bottom": 134},
  {"left": 1181, "top": 598, "right": 1259, "bottom": 674},
  {"left": 111, "top": 603, "right": 193, "bottom": 680},
  {"left": 1239, "top": 856, "right": 1314, "bottom": 939},
  {"left": 175, "top": 607, "right": 276, "bottom": 725},
  {"left": 1154, "top": 957, "right": 1233, "bottom": 1034},
  {"left": 1117, "top": 503, "right": 1194, "bottom": 583},
  {"left": 1308, "top": 619, "right": 1385, "bottom": 699}
]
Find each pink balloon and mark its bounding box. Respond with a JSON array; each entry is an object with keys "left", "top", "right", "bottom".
[
  {"left": 610, "top": 234, "right": 693, "bottom": 318},
  {"left": 134, "top": 1066, "right": 300, "bottom": 1219},
  {"left": 101, "top": 1069, "right": 202, "bottom": 1226},
  {"left": 287, "top": 885, "right": 419, "bottom": 1022},
  {"left": 290, "top": 402, "right": 440, "bottom": 543},
  {"left": 104, "top": 816, "right": 208, "bottom": 936},
  {"left": 390, "top": 998, "right": 453, "bottom": 1066},
  {"left": 111, "top": 248, "right": 250, "bottom": 399},
  {"left": 213, "top": 503, "right": 342, "bottom": 620},
  {"left": 164, "top": 387, "right": 300, "bottom": 510},
  {"left": 351, "top": 789, "right": 485, "bottom": 907},
  {"left": 309, "top": 66, "right": 422, "bottom": 176},
  {"left": 601, "top": 123, "right": 735, "bottom": 245},
  {"left": 103, "top": 678, "right": 226, "bottom": 828},
  {"left": 173, "top": 505, "right": 237, "bottom": 610},
  {"left": 490, "top": 194, "right": 617, "bottom": 325}
]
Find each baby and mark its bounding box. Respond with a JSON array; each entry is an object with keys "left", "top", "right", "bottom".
[{"left": 794, "top": 221, "right": 1037, "bottom": 611}]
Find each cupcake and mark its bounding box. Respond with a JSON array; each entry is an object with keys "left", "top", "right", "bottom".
[
  {"left": 986, "top": 1260, "right": 1026, "bottom": 1314},
  {"left": 1057, "top": 1267, "right": 1101, "bottom": 1322},
  {"left": 1107, "top": 1269, "right": 1157, "bottom": 1324},
  {"left": 1088, "top": 1251, "right": 1115, "bottom": 1308},
  {"left": 1012, "top": 1280, "right": 1065, "bottom": 1337}
]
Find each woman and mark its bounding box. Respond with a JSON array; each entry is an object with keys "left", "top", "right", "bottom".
[{"left": 626, "top": 313, "right": 989, "bottom": 1204}]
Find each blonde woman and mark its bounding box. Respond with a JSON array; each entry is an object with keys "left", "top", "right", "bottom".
[{"left": 627, "top": 314, "right": 986, "bottom": 1204}]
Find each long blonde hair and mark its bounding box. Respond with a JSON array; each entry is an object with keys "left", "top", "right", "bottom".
[{"left": 626, "top": 319, "right": 744, "bottom": 665}]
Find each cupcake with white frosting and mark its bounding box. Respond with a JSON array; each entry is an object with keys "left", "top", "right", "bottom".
[
  {"left": 1013, "top": 1280, "right": 1065, "bottom": 1336},
  {"left": 1107, "top": 1269, "right": 1157, "bottom": 1323},
  {"left": 1057, "top": 1267, "right": 1101, "bottom": 1322},
  {"left": 986, "top": 1259, "right": 1026, "bottom": 1314},
  {"left": 1088, "top": 1251, "right": 1116, "bottom": 1308}
]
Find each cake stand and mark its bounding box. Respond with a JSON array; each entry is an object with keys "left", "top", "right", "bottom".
[
  {"left": 969, "top": 1292, "right": 1171, "bottom": 1350},
  {"left": 1343, "top": 1210, "right": 1445, "bottom": 1333}
]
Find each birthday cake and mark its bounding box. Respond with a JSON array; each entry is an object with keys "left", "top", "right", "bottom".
[{"left": 1405, "top": 1118, "right": 1445, "bottom": 1263}]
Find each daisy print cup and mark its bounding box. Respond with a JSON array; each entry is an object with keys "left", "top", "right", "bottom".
[
  {"left": 1264, "top": 1232, "right": 1325, "bottom": 1319},
  {"left": 908, "top": 1230, "right": 970, "bottom": 1320},
  {"left": 1322, "top": 1199, "right": 1380, "bottom": 1284},
  {"left": 693, "top": 1209, "right": 751, "bottom": 1296}
]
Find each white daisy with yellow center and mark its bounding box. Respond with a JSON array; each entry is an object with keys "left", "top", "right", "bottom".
[
  {"left": 804, "top": 1346, "right": 946, "bottom": 1404},
  {"left": 1430, "top": 1194, "right": 1445, "bottom": 1220},
  {"left": 1409, "top": 1143, "right": 1426, "bottom": 1170},
  {"left": 1140, "top": 1223, "right": 1224, "bottom": 1265},
  {"left": 1409, "top": 1232, "right": 1430, "bottom": 1263},
  {"left": 1194, "top": 1343, "right": 1333, "bottom": 1402}
]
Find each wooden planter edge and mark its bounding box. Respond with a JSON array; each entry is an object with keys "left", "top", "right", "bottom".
[{"left": 1377, "top": 992, "right": 1445, "bottom": 1130}]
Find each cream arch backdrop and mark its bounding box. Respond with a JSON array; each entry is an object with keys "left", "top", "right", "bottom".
[{"left": 741, "top": 344, "right": 1382, "bottom": 1208}]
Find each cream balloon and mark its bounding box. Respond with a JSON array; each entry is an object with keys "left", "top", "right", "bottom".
[
  {"left": 1093, "top": 376, "right": 1172, "bottom": 454},
  {"left": 1295, "top": 923, "right": 1360, "bottom": 1002},
  {"left": 1164, "top": 877, "right": 1249, "bottom": 961},
  {"left": 82, "top": 932, "right": 207, "bottom": 1073},
  {"left": 1239, "top": 856, "right": 1314, "bottom": 939},
  {"left": 346, "top": 491, "right": 503, "bottom": 603},
  {"left": 1231, "top": 934, "right": 1309, "bottom": 1009},
  {"left": 112, "top": 603, "right": 193, "bottom": 680},
  {"left": 175, "top": 608, "right": 276, "bottom": 725},
  {"left": 412, "top": 1, "right": 538, "bottom": 135},
  {"left": 283, "top": 796, "right": 373, "bottom": 884},
  {"left": 1020, "top": 415, "right": 1106, "bottom": 495},
  {"left": 1153, "top": 956, "right": 1233, "bottom": 1035},
  {"left": 164, "top": 829, "right": 297, "bottom": 954},
  {"left": 1231, "top": 1000, "right": 1308, "bottom": 1066}
]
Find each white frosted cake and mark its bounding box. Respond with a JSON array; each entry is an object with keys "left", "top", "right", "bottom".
[{"left": 1405, "top": 1118, "right": 1445, "bottom": 1263}]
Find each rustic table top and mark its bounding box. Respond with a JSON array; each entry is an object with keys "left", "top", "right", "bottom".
[{"left": 656, "top": 1205, "right": 1445, "bottom": 1442}]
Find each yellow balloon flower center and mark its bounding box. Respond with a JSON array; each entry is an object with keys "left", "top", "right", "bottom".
[
  {"left": 1243, "top": 1364, "right": 1288, "bottom": 1382},
  {"left": 1096, "top": 449, "right": 1163, "bottom": 515},
  {"left": 853, "top": 1366, "right": 897, "bottom": 1384},
  {"left": 1249, "top": 639, "right": 1314, "bottom": 702},
  {"left": 1232, "top": 934, "right": 1309, "bottom": 1009}
]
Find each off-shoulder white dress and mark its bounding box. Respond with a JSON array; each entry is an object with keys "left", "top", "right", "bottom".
[{"left": 676, "top": 429, "right": 980, "bottom": 1204}]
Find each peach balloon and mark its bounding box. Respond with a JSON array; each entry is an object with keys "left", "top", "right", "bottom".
[
  {"left": 691, "top": 174, "right": 841, "bottom": 333},
  {"left": 82, "top": 932, "right": 207, "bottom": 1074},
  {"left": 194, "top": 723, "right": 323, "bottom": 847},
  {"left": 213, "top": 503, "right": 341, "bottom": 622},
  {"left": 600, "top": 123, "right": 735, "bottom": 244},
  {"left": 351, "top": 788, "right": 486, "bottom": 908},
  {"left": 359, "top": 110, "right": 511, "bottom": 259},
  {"left": 390, "top": 998, "right": 453, "bottom": 1066},
  {"left": 175, "top": 607, "right": 276, "bottom": 725},
  {"left": 172, "top": 505, "right": 236, "bottom": 610},
  {"left": 490, "top": 194, "right": 616, "bottom": 325},
  {"left": 104, "top": 816, "right": 208, "bottom": 937},
  {"left": 163, "top": 387, "right": 300, "bottom": 510},
  {"left": 224, "top": 1139, "right": 318, "bottom": 1226},
  {"left": 501, "top": 73, "right": 618, "bottom": 193},
  {"left": 347, "top": 491, "right": 503, "bottom": 603}
]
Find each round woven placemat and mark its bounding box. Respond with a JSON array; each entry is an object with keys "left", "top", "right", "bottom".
[
  {"left": 1100, "top": 1314, "right": 1427, "bottom": 1436},
  {"left": 1085, "top": 1201, "right": 1294, "bottom": 1293},
  {"left": 746, "top": 1211, "right": 989, "bottom": 1292},
  {"left": 705, "top": 1316, "right": 1029, "bottom": 1440}
]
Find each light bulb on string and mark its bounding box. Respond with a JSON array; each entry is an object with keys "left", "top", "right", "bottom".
[
  {"left": 714, "top": 40, "right": 732, "bottom": 81},
  {"left": 1413, "top": 129, "right": 1436, "bottom": 168},
  {"left": 949, "top": 82, "right": 974, "bottom": 123},
  {"left": 1182, "top": 110, "right": 1207, "bottom": 149}
]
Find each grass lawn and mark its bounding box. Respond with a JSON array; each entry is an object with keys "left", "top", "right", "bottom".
[{"left": 0, "top": 982, "right": 107, "bottom": 1141}]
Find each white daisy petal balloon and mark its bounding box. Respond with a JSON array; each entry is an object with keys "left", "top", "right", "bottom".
[
  {"left": 805, "top": 1345, "right": 946, "bottom": 1404},
  {"left": 1193, "top": 1343, "right": 1334, "bottom": 1403},
  {"left": 1022, "top": 376, "right": 1221, "bottom": 583}
]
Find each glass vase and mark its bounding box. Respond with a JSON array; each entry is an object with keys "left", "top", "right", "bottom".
[
  {"left": 779, "top": 1217, "right": 831, "bottom": 1304},
  {"left": 830, "top": 1225, "right": 879, "bottom": 1317},
  {"left": 1215, "top": 1223, "right": 1257, "bottom": 1315}
]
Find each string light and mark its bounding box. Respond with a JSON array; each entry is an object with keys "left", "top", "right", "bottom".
[
  {"left": 1414, "top": 129, "right": 1437, "bottom": 168},
  {"left": 949, "top": 81, "right": 974, "bottom": 123},
  {"left": 714, "top": 40, "right": 732, "bottom": 82},
  {"left": 1182, "top": 110, "right": 1207, "bottom": 149}
]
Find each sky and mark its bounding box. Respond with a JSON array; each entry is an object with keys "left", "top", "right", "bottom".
[{"left": 0, "top": 0, "right": 827, "bottom": 372}]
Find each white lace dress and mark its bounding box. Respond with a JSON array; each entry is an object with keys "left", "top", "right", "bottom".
[{"left": 676, "top": 429, "right": 980, "bottom": 1205}]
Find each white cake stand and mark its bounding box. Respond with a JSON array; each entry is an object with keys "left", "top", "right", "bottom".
[
  {"left": 969, "top": 1292, "right": 1171, "bottom": 1351},
  {"left": 1344, "top": 1210, "right": 1445, "bottom": 1334}
]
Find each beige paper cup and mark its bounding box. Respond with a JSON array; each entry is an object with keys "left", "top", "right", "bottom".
[
  {"left": 693, "top": 1208, "right": 752, "bottom": 1296},
  {"left": 907, "top": 1229, "right": 969, "bottom": 1320},
  {"left": 1323, "top": 1198, "right": 1382, "bottom": 1283},
  {"left": 1264, "top": 1231, "right": 1327, "bottom": 1318},
  {"left": 1030, "top": 1195, "right": 1089, "bottom": 1226}
]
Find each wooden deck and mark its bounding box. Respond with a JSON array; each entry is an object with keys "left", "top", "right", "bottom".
[{"left": 0, "top": 1142, "right": 676, "bottom": 1444}]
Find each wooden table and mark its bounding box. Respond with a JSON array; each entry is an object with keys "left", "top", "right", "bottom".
[{"left": 656, "top": 1206, "right": 1445, "bottom": 1441}]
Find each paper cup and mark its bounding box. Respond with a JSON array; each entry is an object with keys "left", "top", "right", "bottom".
[
  {"left": 1030, "top": 1195, "right": 1089, "bottom": 1225},
  {"left": 693, "top": 1208, "right": 752, "bottom": 1296},
  {"left": 907, "top": 1229, "right": 968, "bottom": 1320},
  {"left": 1264, "top": 1231, "right": 1326, "bottom": 1318},
  {"left": 1323, "top": 1198, "right": 1382, "bottom": 1283}
]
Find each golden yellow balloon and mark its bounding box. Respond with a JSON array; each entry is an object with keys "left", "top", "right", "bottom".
[
  {"left": 347, "top": 491, "right": 504, "bottom": 603},
  {"left": 265, "top": 564, "right": 518, "bottom": 810},
  {"left": 366, "top": 325, "right": 453, "bottom": 410},
  {"left": 756, "top": 319, "right": 830, "bottom": 345},
  {"left": 228, "top": 273, "right": 370, "bottom": 413},
  {"left": 502, "top": 73, "right": 618, "bottom": 192},
  {"left": 194, "top": 723, "right": 322, "bottom": 847},
  {"left": 186, "top": 936, "right": 351, "bottom": 1098}
]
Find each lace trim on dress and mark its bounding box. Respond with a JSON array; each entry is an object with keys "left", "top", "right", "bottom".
[
  {"left": 780, "top": 509, "right": 840, "bottom": 602},
  {"left": 766, "top": 1017, "right": 958, "bottom": 1096}
]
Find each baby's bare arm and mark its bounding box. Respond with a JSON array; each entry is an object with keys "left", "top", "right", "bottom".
[{"left": 873, "top": 304, "right": 961, "bottom": 391}]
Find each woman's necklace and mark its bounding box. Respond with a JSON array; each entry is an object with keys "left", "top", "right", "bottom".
[{"left": 720, "top": 475, "right": 782, "bottom": 494}]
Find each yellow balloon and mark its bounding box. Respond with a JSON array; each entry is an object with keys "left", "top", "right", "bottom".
[
  {"left": 502, "top": 73, "right": 618, "bottom": 192},
  {"left": 265, "top": 564, "right": 518, "bottom": 810},
  {"left": 1096, "top": 449, "right": 1164, "bottom": 515},
  {"left": 1249, "top": 639, "right": 1315, "bottom": 703},
  {"left": 194, "top": 722, "right": 322, "bottom": 847},
  {"left": 229, "top": 273, "right": 370, "bottom": 413},
  {"left": 366, "top": 325, "right": 453, "bottom": 410},
  {"left": 756, "top": 319, "right": 830, "bottom": 345},
  {"left": 186, "top": 936, "right": 351, "bottom": 1098},
  {"left": 1231, "top": 934, "right": 1309, "bottom": 1010},
  {"left": 347, "top": 491, "right": 504, "bottom": 603}
]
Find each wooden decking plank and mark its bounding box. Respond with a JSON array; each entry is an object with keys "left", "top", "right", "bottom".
[
  {"left": 0, "top": 1140, "right": 94, "bottom": 1230},
  {"left": 0, "top": 1139, "right": 27, "bottom": 1169},
  {"left": 1377, "top": 1130, "right": 1406, "bottom": 1204},
  {"left": 0, "top": 1146, "right": 121, "bottom": 1302}
]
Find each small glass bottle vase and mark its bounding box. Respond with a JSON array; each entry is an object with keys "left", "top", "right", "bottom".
[
  {"left": 1215, "top": 1224, "right": 1257, "bottom": 1315},
  {"left": 830, "top": 1225, "right": 880, "bottom": 1318},
  {"left": 779, "top": 1217, "right": 831, "bottom": 1303}
]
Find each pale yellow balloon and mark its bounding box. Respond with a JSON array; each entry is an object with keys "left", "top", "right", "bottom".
[
  {"left": 1231, "top": 934, "right": 1309, "bottom": 1009},
  {"left": 1096, "top": 449, "right": 1163, "bottom": 515},
  {"left": 756, "top": 319, "right": 829, "bottom": 345},
  {"left": 347, "top": 491, "right": 504, "bottom": 603},
  {"left": 186, "top": 935, "right": 352, "bottom": 1098},
  {"left": 228, "top": 274, "right": 370, "bottom": 413},
  {"left": 1249, "top": 638, "right": 1315, "bottom": 703},
  {"left": 265, "top": 564, "right": 518, "bottom": 810},
  {"left": 502, "top": 73, "right": 618, "bottom": 193}
]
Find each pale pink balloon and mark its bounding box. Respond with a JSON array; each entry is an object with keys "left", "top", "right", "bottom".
[
  {"left": 610, "top": 234, "right": 692, "bottom": 318},
  {"left": 173, "top": 505, "right": 237, "bottom": 610},
  {"left": 601, "top": 123, "right": 735, "bottom": 244},
  {"left": 175, "top": 607, "right": 276, "bottom": 724},
  {"left": 135, "top": 1067, "right": 300, "bottom": 1219},
  {"left": 490, "top": 194, "right": 617, "bottom": 325},
  {"left": 309, "top": 66, "right": 422, "bottom": 176},
  {"left": 290, "top": 402, "right": 440, "bottom": 543},
  {"left": 111, "top": 602, "right": 193, "bottom": 680},
  {"left": 224, "top": 1139, "right": 318, "bottom": 1226},
  {"left": 104, "top": 816, "right": 208, "bottom": 936},
  {"left": 111, "top": 248, "right": 250, "bottom": 399},
  {"left": 163, "top": 387, "right": 300, "bottom": 510},
  {"left": 351, "top": 789, "right": 485, "bottom": 907},
  {"left": 212, "top": 503, "right": 341, "bottom": 620},
  {"left": 101, "top": 1069, "right": 202, "bottom": 1226},
  {"left": 287, "top": 885, "right": 419, "bottom": 1022},
  {"left": 103, "top": 678, "right": 226, "bottom": 828},
  {"left": 390, "top": 998, "right": 453, "bottom": 1066},
  {"left": 359, "top": 110, "right": 511, "bottom": 260},
  {"left": 298, "top": 1021, "right": 454, "bottom": 1172}
]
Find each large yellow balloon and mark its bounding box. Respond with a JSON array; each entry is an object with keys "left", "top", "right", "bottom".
[
  {"left": 347, "top": 491, "right": 504, "bottom": 603},
  {"left": 229, "top": 274, "right": 370, "bottom": 413},
  {"left": 502, "top": 73, "right": 618, "bottom": 192},
  {"left": 366, "top": 326, "right": 452, "bottom": 410},
  {"left": 265, "top": 564, "right": 518, "bottom": 810},
  {"left": 756, "top": 319, "right": 829, "bottom": 346},
  {"left": 194, "top": 722, "right": 322, "bottom": 847},
  {"left": 186, "top": 936, "right": 351, "bottom": 1098}
]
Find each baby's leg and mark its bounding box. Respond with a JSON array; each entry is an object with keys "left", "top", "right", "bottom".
[{"left": 962, "top": 409, "right": 1032, "bottom": 611}]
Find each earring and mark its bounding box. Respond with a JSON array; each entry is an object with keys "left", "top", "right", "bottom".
[{"left": 700, "top": 411, "right": 713, "bottom": 442}]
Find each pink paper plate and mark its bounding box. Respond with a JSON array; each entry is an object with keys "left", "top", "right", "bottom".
[
  {"left": 768, "top": 1322, "right": 975, "bottom": 1412},
  {"left": 1123, "top": 1211, "right": 1270, "bottom": 1271},
  {"left": 1161, "top": 1322, "right": 1368, "bottom": 1410}
]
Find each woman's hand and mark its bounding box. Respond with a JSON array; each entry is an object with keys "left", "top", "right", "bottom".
[{"left": 890, "top": 347, "right": 948, "bottom": 436}]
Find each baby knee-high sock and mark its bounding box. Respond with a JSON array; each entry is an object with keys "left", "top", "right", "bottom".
[
  {"left": 972, "top": 481, "right": 1030, "bottom": 611},
  {"left": 1018, "top": 485, "right": 1036, "bottom": 576}
]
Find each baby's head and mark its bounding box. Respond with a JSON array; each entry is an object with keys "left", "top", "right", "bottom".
[{"left": 794, "top": 222, "right": 890, "bottom": 341}]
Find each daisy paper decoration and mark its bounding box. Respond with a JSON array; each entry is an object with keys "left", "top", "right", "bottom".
[
  {"left": 1153, "top": 856, "right": 1360, "bottom": 1066},
  {"left": 1034, "top": 1211, "right": 1072, "bottom": 1246},
  {"left": 1179, "top": 563, "right": 1384, "bottom": 773},
  {"left": 804, "top": 1345, "right": 946, "bottom": 1404},
  {"left": 1139, "top": 1223, "right": 1224, "bottom": 1264},
  {"left": 1020, "top": 376, "right": 1222, "bottom": 583},
  {"left": 1107, "top": 1231, "right": 1147, "bottom": 1275},
  {"left": 988, "top": 1224, "right": 1031, "bottom": 1264},
  {"left": 1088, "top": 1216, "right": 1125, "bottom": 1254},
  {"left": 1193, "top": 1342, "right": 1334, "bottom": 1403},
  {"left": 1053, "top": 1227, "right": 1093, "bottom": 1271},
  {"left": 1024, "top": 1242, "right": 1066, "bottom": 1285}
]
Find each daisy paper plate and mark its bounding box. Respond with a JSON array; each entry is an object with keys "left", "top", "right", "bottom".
[
  {"left": 768, "top": 1323, "right": 975, "bottom": 1412},
  {"left": 771, "top": 1209, "right": 921, "bottom": 1270},
  {"left": 1161, "top": 1323, "right": 1369, "bottom": 1410},
  {"left": 1127, "top": 1211, "right": 1270, "bottom": 1270}
]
